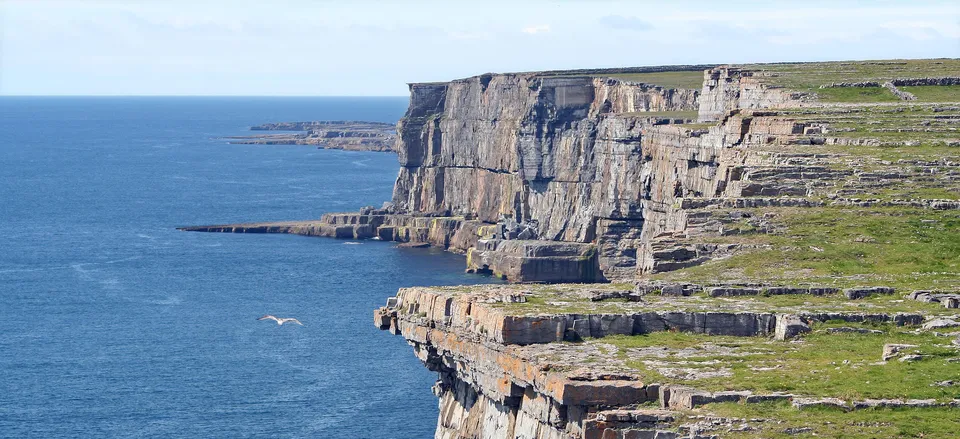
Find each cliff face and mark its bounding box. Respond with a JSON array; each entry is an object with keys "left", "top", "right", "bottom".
[
  {"left": 189, "top": 64, "right": 959, "bottom": 284},
  {"left": 373, "top": 61, "right": 960, "bottom": 438},
  {"left": 695, "top": 67, "right": 814, "bottom": 122},
  {"left": 376, "top": 283, "right": 954, "bottom": 439},
  {"left": 393, "top": 75, "right": 698, "bottom": 242},
  {"left": 177, "top": 60, "right": 960, "bottom": 438},
  {"left": 390, "top": 72, "right": 711, "bottom": 280}
]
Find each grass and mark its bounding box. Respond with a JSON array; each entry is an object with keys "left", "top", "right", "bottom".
[
  {"left": 815, "top": 86, "right": 899, "bottom": 103},
  {"left": 600, "top": 321, "right": 960, "bottom": 400},
  {"left": 653, "top": 206, "right": 960, "bottom": 291},
  {"left": 818, "top": 104, "right": 960, "bottom": 143},
  {"left": 602, "top": 71, "right": 706, "bottom": 90},
  {"left": 870, "top": 185, "right": 960, "bottom": 201},
  {"left": 900, "top": 85, "right": 960, "bottom": 102},
  {"left": 678, "top": 122, "right": 715, "bottom": 130},
  {"left": 740, "top": 59, "right": 960, "bottom": 92},
  {"left": 704, "top": 400, "right": 960, "bottom": 439},
  {"left": 817, "top": 141, "right": 959, "bottom": 163},
  {"left": 486, "top": 283, "right": 953, "bottom": 318}
]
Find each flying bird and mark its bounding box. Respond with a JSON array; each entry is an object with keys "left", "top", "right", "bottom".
[{"left": 257, "top": 315, "right": 304, "bottom": 326}]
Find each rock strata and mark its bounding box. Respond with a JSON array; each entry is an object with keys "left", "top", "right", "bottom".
[
  {"left": 180, "top": 59, "right": 960, "bottom": 437},
  {"left": 376, "top": 284, "right": 958, "bottom": 438}
]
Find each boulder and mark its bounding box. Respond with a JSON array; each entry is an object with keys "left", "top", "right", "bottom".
[
  {"left": 775, "top": 314, "right": 810, "bottom": 340},
  {"left": 792, "top": 397, "right": 849, "bottom": 410},
  {"left": 844, "top": 286, "right": 895, "bottom": 300},
  {"left": 881, "top": 343, "right": 918, "bottom": 361},
  {"left": 922, "top": 318, "right": 960, "bottom": 330}
]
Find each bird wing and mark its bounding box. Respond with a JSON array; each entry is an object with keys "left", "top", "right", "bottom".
[
  {"left": 284, "top": 318, "right": 304, "bottom": 326},
  {"left": 257, "top": 315, "right": 279, "bottom": 322}
]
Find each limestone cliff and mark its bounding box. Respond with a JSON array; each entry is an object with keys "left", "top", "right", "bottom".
[
  {"left": 385, "top": 65, "right": 807, "bottom": 281},
  {"left": 392, "top": 74, "right": 698, "bottom": 240},
  {"left": 372, "top": 60, "right": 960, "bottom": 439},
  {"left": 388, "top": 69, "right": 712, "bottom": 281},
  {"left": 184, "top": 61, "right": 959, "bottom": 284},
  {"left": 178, "top": 59, "right": 960, "bottom": 438}
]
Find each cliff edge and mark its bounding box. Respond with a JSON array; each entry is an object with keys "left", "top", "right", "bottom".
[
  {"left": 369, "top": 59, "right": 959, "bottom": 439},
  {"left": 180, "top": 58, "right": 960, "bottom": 438}
]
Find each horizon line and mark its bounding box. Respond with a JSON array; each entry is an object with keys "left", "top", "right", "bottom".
[{"left": 0, "top": 94, "right": 411, "bottom": 98}]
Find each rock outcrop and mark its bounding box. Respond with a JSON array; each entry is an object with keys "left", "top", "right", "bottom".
[
  {"left": 374, "top": 284, "right": 957, "bottom": 438},
  {"left": 226, "top": 120, "right": 397, "bottom": 152}
]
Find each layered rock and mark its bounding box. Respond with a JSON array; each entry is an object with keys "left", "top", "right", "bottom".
[
  {"left": 391, "top": 75, "right": 697, "bottom": 239},
  {"left": 186, "top": 61, "right": 960, "bottom": 286},
  {"left": 696, "top": 67, "right": 815, "bottom": 122},
  {"left": 389, "top": 72, "right": 712, "bottom": 280},
  {"left": 176, "top": 59, "right": 960, "bottom": 438},
  {"left": 374, "top": 284, "right": 954, "bottom": 439}
]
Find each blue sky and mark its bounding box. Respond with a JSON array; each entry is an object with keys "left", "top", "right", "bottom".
[{"left": 1, "top": 0, "right": 958, "bottom": 96}]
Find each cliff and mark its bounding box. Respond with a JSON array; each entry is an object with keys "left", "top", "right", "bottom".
[
  {"left": 375, "top": 284, "right": 959, "bottom": 439},
  {"left": 185, "top": 61, "right": 959, "bottom": 286},
  {"left": 374, "top": 59, "right": 959, "bottom": 439},
  {"left": 179, "top": 59, "right": 960, "bottom": 438}
]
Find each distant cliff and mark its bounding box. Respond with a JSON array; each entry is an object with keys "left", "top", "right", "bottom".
[{"left": 227, "top": 120, "right": 396, "bottom": 152}]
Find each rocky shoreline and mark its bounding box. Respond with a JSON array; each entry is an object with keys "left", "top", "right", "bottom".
[{"left": 225, "top": 120, "right": 396, "bottom": 152}]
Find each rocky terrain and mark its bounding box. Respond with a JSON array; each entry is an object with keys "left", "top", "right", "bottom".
[
  {"left": 374, "top": 283, "right": 959, "bottom": 438},
  {"left": 182, "top": 59, "right": 960, "bottom": 437},
  {"left": 226, "top": 120, "right": 396, "bottom": 152}
]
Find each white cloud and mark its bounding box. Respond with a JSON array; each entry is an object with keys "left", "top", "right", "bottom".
[{"left": 521, "top": 24, "right": 550, "bottom": 34}]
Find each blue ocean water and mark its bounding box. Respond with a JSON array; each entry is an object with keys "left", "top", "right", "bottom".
[{"left": 0, "top": 97, "right": 496, "bottom": 438}]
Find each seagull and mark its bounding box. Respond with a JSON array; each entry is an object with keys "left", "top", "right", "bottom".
[{"left": 257, "top": 315, "right": 304, "bottom": 326}]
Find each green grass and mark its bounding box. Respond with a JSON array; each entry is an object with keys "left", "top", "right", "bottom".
[
  {"left": 871, "top": 185, "right": 960, "bottom": 201},
  {"left": 705, "top": 400, "right": 960, "bottom": 439},
  {"left": 743, "top": 104, "right": 960, "bottom": 151},
  {"left": 600, "top": 322, "right": 960, "bottom": 400},
  {"left": 815, "top": 86, "right": 899, "bottom": 103},
  {"left": 700, "top": 292, "right": 946, "bottom": 315},
  {"left": 488, "top": 284, "right": 952, "bottom": 318},
  {"left": 653, "top": 206, "right": 960, "bottom": 291},
  {"left": 603, "top": 71, "right": 705, "bottom": 90},
  {"left": 900, "top": 85, "right": 960, "bottom": 102},
  {"left": 812, "top": 141, "right": 959, "bottom": 163},
  {"left": 741, "top": 59, "right": 960, "bottom": 92},
  {"left": 677, "top": 122, "right": 715, "bottom": 130}
]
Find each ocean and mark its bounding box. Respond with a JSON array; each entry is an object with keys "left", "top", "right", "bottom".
[{"left": 0, "top": 97, "right": 498, "bottom": 438}]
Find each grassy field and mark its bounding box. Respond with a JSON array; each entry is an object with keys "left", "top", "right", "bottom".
[
  {"left": 815, "top": 86, "right": 899, "bottom": 103},
  {"left": 653, "top": 206, "right": 960, "bottom": 291},
  {"left": 602, "top": 71, "right": 706, "bottom": 90},
  {"left": 704, "top": 400, "right": 960, "bottom": 439},
  {"left": 741, "top": 59, "right": 960, "bottom": 92},
  {"left": 900, "top": 85, "right": 960, "bottom": 102},
  {"left": 599, "top": 320, "right": 960, "bottom": 400},
  {"left": 486, "top": 282, "right": 953, "bottom": 318}
]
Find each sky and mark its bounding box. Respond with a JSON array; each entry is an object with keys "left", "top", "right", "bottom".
[{"left": 1, "top": 0, "right": 958, "bottom": 96}]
